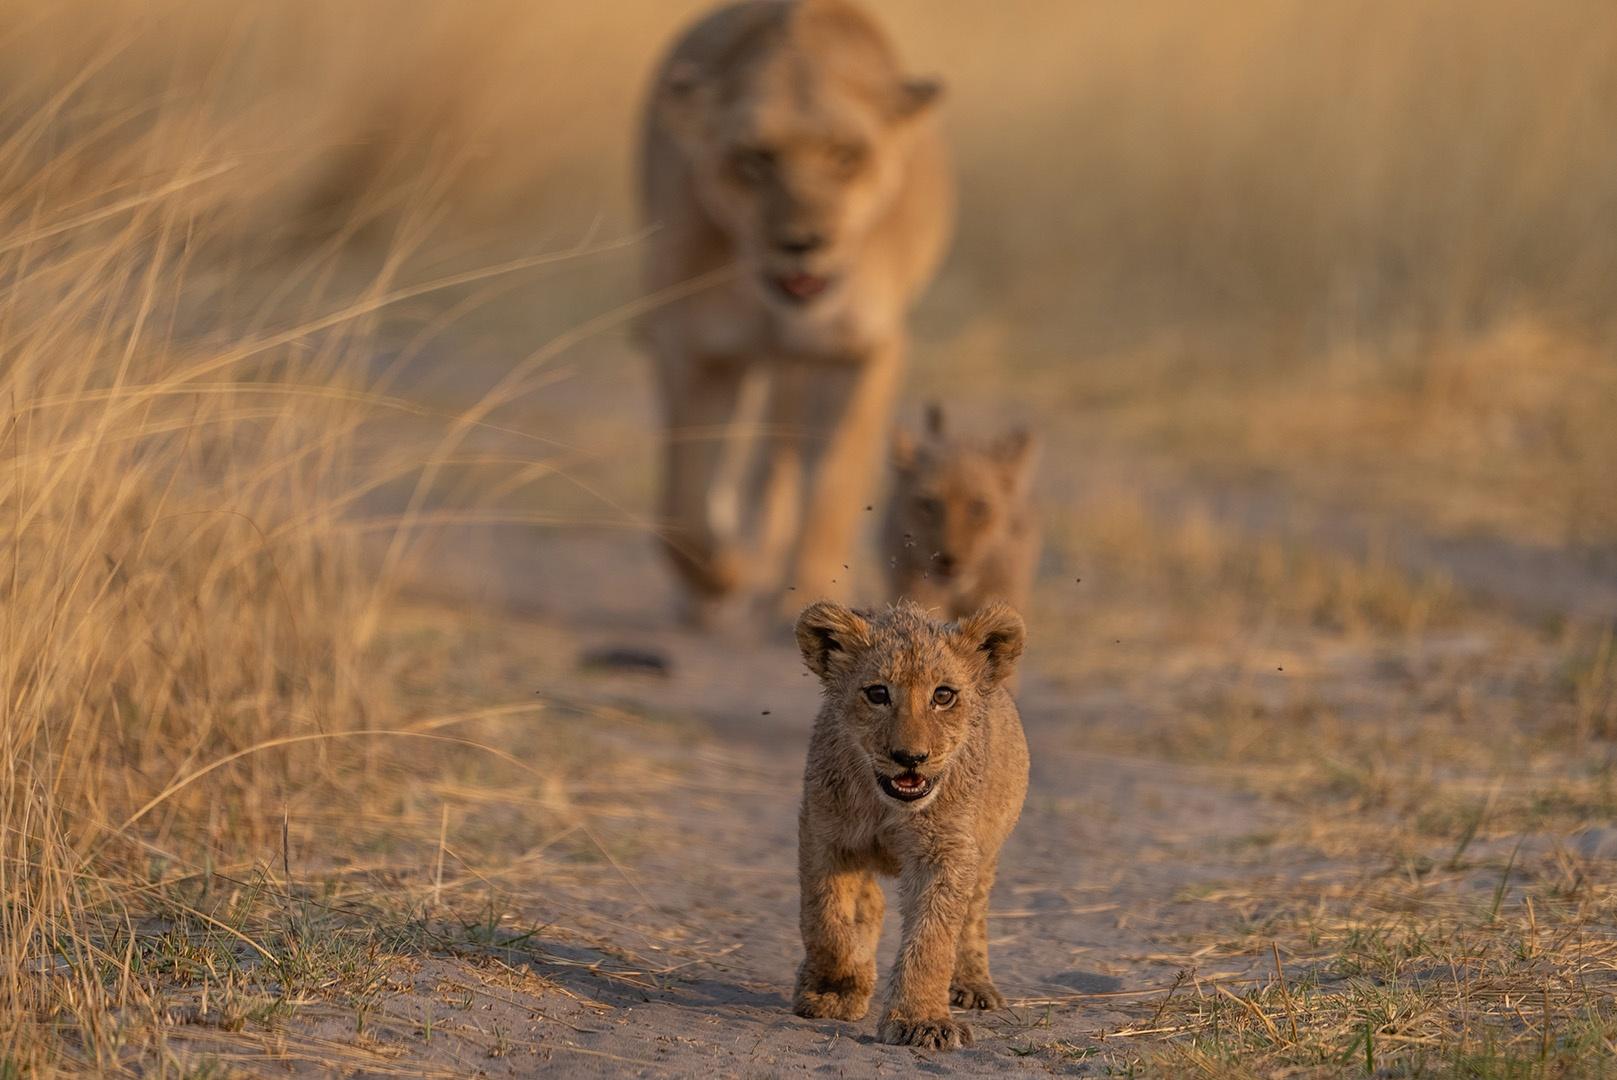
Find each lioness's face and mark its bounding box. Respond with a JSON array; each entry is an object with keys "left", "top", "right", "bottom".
[
  {"left": 796, "top": 601, "right": 1024, "bottom": 808},
  {"left": 662, "top": 54, "right": 938, "bottom": 309}
]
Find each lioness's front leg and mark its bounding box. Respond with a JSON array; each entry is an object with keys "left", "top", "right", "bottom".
[
  {"left": 795, "top": 843, "right": 881, "bottom": 1022},
  {"left": 653, "top": 351, "right": 751, "bottom": 621},
  {"left": 781, "top": 341, "right": 904, "bottom": 610},
  {"left": 879, "top": 854, "right": 976, "bottom": 1049}
]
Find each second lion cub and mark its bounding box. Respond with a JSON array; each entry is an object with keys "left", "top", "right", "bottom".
[
  {"left": 793, "top": 599, "right": 1029, "bottom": 1049},
  {"left": 884, "top": 404, "right": 1040, "bottom": 620}
]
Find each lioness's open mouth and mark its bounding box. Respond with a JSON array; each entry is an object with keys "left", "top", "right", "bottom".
[
  {"left": 877, "top": 770, "right": 934, "bottom": 803},
  {"left": 769, "top": 271, "right": 833, "bottom": 303}
]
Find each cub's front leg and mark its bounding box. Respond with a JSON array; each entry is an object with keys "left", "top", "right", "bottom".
[
  {"left": 795, "top": 836, "right": 883, "bottom": 1022},
  {"left": 951, "top": 856, "right": 1007, "bottom": 1010},
  {"left": 878, "top": 855, "right": 976, "bottom": 1049}
]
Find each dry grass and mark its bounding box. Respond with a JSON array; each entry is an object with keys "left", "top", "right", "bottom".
[
  {"left": 1065, "top": 319, "right": 1617, "bottom": 552},
  {"left": 0, "top": 30, "right": 617, "bottom": 1070},
  {"left": 1045, "top": 486, "right": 1462, "bottom": 641},
  {"left": 1014, "top": 620, "right": 1617, "bottom": 1076},
  {"left": 0, "top": 136, "right": 370, "bottom": 1074},
  {"left": 1022, "top": 483, "right": 1617, "bottom": 1075},
  {"left": 1047, "top": 849, "right": 1617, "bottom": 1077},
  {"left": 1039, "top": 737, "right": 1617, "bottom": 1079}
]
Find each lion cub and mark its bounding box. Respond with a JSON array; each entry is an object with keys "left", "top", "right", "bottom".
[
  {"left": 884, "top": 404, "right": 1040, "bottom": 620},
  {"left": 793, "top": 599, "right": 1029, "bottom": 1050}
]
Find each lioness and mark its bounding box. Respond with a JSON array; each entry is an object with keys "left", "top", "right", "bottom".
[
  {"left": 639, "top": 0, "right": 953, "bottom": 624},
  {"left": 884, "top": 404, "right": 1041, "bottom": 620},
  {"left": 793, "top": 599, "right": 1028, "bottom": 1049}
]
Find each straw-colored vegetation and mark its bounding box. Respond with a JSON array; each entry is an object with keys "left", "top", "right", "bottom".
[{"left": 3, "top": 1, "right": 1614, "bottom": 1075}]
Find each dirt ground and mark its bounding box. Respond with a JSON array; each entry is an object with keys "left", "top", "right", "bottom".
[{"left": 158, "top": 327, "right": 1612, "bottom": 1077}]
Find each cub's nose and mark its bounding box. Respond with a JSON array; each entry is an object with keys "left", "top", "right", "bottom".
[
  {"left": 889, "top": 748, "right": 929, "bottom": 769},
  {"left": 776, "top": 231, "right": 827, "bottom": 255}
]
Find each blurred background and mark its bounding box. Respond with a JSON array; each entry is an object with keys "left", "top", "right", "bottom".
[
  {"left": 9, "top": 0, "right": 1614, "bottom": 564},
  {"left": 4, "top": 2, "right": 1615, "bottom": 1072}
]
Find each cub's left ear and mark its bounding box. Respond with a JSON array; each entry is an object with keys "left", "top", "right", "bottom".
[
  {"left": 893, "top": 77, "right": 943, "bottom": 121},
  {"left": 953, "top": 601, "right": 1026, "bottom": 687},
  {"left": 995, "top": 427, "right": 1039, "bottom": 496},
  {"left": 795, "top": 601, "right": 875, "bottom": 680}
]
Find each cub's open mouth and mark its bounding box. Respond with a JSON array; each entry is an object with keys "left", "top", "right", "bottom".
[
  {"left": 877, "top": 771, "right": 934, "bottom": 803},
  {"left": 769, "top": 271, "right": 833, "bottom": 303}
]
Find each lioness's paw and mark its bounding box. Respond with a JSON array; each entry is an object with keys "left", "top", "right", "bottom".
[
  {"left": 950, "top": 980, "right": 1006, "bottom": 1010},
  {"left": 793, "top": 986, "right": 870, "bottom": 1022},
  {"left": 877, "top": 1014, "right": 973, "bottom": 1050}
]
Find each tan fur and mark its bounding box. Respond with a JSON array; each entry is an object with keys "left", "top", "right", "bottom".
[
  {"left": 638, "top": 0, "right": 954, "bottom": 623},
  {"left": 792, "top": 599, "right": 1029, "bottom": 1050},
  {"left": 884, "top": 404, "right": 1041, "bottom": 620}
]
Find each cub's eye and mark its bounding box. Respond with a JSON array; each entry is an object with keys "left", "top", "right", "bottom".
[
  {"left": 931, "top": 686, "right": 957, "bottom": 708},
  {"left": 969, "top": 498, "right": 991, "bottom": 521},
  {"left": 915, "top": 496, "right": 941, "bottom": 519},
  {"left": 862, "top": 684, "right": 891, "bottom": 706},
  {"left": 730, "top": 145, "right": 775, "bottom": 184}
]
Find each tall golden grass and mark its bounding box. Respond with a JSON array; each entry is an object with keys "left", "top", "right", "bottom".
[
  {"left": 0, "top": 105, "right": 397, "bottom": 1068},
  {"left": 0, "top": 8, "right": 673, "bottom": 1063}
]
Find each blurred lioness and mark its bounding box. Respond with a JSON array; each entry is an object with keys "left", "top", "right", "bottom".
[{"left": 639, "top": 0, "right": 953, "bottom": 624}]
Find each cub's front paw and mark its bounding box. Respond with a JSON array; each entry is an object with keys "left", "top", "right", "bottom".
[
  {"left": 877, "top": 1013, "right": 973, "bottom": 1050},
  {"left": 950, "top": 979, "right": 1006, "bottom": 1010},
  {"left": 793, "top": 982, "right": 871, "bottom": 1022}
]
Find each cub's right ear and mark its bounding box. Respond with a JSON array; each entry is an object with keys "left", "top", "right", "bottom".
[
  {"left": 795, "top": 601, "right": 873, "bottom": 679},
  {"left": 953, "top": 601, "right": 1026, "bottom": 687},
  {"left": 994, "top": 426, "right": 1040, "bottom": 496}
]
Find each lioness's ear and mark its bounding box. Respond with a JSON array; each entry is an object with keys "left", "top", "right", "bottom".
[
  {"left": 953, "top": 601, "right": 1026, "bottom": 687},
  {"left": 657, "top": 61, "right": 712, "bottom": 147},
  {"left": 893, "top": 77, "right": 943, "bottom": 121},
  {"left": 795, "top": 601, "right": 874, "bottom": 679},
  {"left": 891, "top": 427, "right": 919, "bottom": 472},
  {"left": 995, "top": 427, "right": 1039, "bottom": 496},
  {"left": 665, "top": 60, "right": 701, "bottom": 97}
]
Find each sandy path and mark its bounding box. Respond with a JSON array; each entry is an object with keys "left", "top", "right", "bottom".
[
  {"left": 302, "top": 340, "right": 1608, "bottom": 1074},
  {"left": 330, "top": 531, "right": 1282, "bottom": 1077}
]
